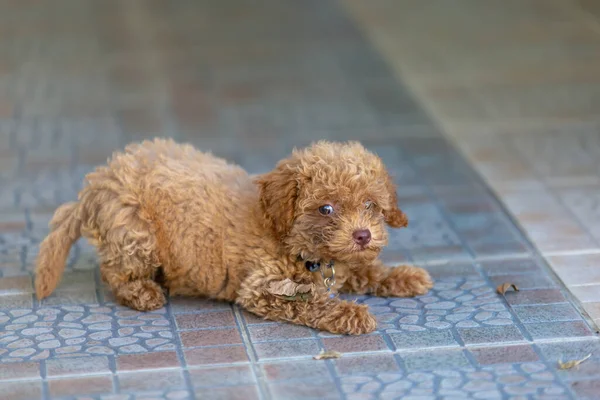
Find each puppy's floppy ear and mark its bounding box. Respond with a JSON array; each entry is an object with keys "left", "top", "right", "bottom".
[
  {"left": 255, "top": 158, "right": 302, "bottom": 240},
  {"left": 382, "top": 173, "right": 408, "bottom": 228}
]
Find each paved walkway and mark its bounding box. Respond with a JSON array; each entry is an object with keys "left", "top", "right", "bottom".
[{"left": 0, "top": 0, "right": 598, "bottom": 399}]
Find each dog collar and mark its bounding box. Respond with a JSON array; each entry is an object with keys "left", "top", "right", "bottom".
[{"left": 304, "top": 259, "right": 336, "bottom": 298}]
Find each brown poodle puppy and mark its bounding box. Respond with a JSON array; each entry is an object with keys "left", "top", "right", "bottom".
[{"left": 35, "top": 139, "right": 433, "bottom": 335}]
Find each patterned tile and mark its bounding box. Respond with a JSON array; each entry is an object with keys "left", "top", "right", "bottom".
[
  {"left": 357, "top": 276, "right": 517, "bottom": 335},
  {"left": 0, "top": 305, "right": 175, "bottom": 363},
  {"left": 337, "top": 353, "right": 568, "bottom": 399}
]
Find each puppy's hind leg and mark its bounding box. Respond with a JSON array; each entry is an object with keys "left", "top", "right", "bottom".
[
  {"left": 102, "top": 260, "right": 166, "bottom": 311},
  {"left": 97, "top": 210, "right": 165, "bottom": 311}
]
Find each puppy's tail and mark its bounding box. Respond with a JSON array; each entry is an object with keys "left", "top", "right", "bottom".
[{"left": 35, "top": 201, "right": 82, "bottom": 299}]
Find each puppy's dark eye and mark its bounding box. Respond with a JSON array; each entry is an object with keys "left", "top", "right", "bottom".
[
  {"left": 365, "top": 201, "right": 374, "bottom": 210},
  {"left": 319, "top": 205, "right": 334, "bottom": 215}
]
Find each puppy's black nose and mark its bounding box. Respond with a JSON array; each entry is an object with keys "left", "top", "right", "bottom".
[{"left": 352, "top": 229, "right": 371, "bottom": 246}]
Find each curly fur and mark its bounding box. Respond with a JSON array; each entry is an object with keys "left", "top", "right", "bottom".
[{"left": 35, "top": 138, "right": 433, "bottom": 335}]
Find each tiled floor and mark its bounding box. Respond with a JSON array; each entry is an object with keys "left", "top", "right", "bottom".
[
  {"left": 343, "top": 0, "right": 600, "bottom": 330},
  {"left": 0, "top": 0, "right": 598, "bottom": 399}
]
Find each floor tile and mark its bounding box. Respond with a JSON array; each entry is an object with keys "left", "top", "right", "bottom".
[
  {"left": 118, "top": 370, "right": 186, "bottom": 392},
  {"left": 488, "top": 272, "right": 558, "bottom": 290},
  {"left": 547, "top": 254, "right": 600, "bottom": 286},
  {"left": 524, "top": 321, "right": 595, "bottom": 340},
  {"left": 496, "top": 188, "right": 599, "bottom": 254},
  {"left": 247, "top": 322, "right": 314, "bottom": 342},
  {"left": 0, "top": 293, "right": 33, "bottom": 309},
  {"left": 0, "top": 275, "right": 32, "bottom": 295},
  {"left": 180, "top": 328, "right": 243, "bottom": 347},
  {"left": 253, "top": 339, "right": 321, "bottom": 361},
  {"left": 195, "top": 385, "right": 260, "bottom": 400},
  {"left": 169, "top": 297, "right": 231, "bottom": 313},
  {"left": 504, "top": 288, "right": 568, "bottom": 306},
  {"left": 571, "top": 378, "right": 600, "bottom": 400},
  {"left": 268, "top": 380, "right": 340, "bottom": 400},
  {"left": 189, "top": 365, "right": 256, "bottom": 387},
  {"left": 389, "top": 329, "right": 459, "bottom": 350},
  {"left": 334, "top": 353, "right": 401, "bottom": 376},
  {"left": 48, "top": 375, "right": 114, "bottom": 398},
  {"left": 537, "top": 340, "right": 600, "bottom": 381},
  {"left": 0, "top": 361, "right": 41, "bottom": 381},
  {"left": 322, "top": 334, "right": 390, "bottom": 353},
  {"left": 479, "top": 258, "right": 546, "bottom": 276},
  {"left": 470, "top": 344, "right": 539, "bottom": 365},
  {"left": 0, "top": 380, "right": 43, "bottom": 400},
  {"left": 46, "top": 355, "right": 110, "bottom": 377},
  {"left": 569, "top": 284, "right": 600, "bottom": 303},
  {"left": 116, "top": 351, "right": 181, "bottom": 371},
  {"left": 184, "top": 346, "right": 249, "bottom": 366},
  {"left": 40, "top": 290, "right": 99, "bottom": 306},
  {"left": 400, "top": 348, "right": 472, "bottom": 371},
  {"left": 175, "top": 311, "right": 236, "bottom": 330},
  {"left": 513, "top": 303, "right": 583, "bottom": 323},
  {"left": 457, "top": 325, "right": 525, "bottom": 345},
  {"left": 262, "top": 359, "right": 331, "bottom": 382},
  {"left": 582, "top": 302, "right": 600, "bottom": 320}
]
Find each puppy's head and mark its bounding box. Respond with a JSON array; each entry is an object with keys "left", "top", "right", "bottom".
[{"left": 255, "top": 141, "right": 407, "bottom": 264}]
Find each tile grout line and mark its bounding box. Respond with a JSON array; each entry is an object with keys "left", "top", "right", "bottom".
[
  {"left": 164, "top": 299, "right": 195, "bottom": 398},
  {"left": 232, "top": 305, "right": 270, "bottom": 400}
]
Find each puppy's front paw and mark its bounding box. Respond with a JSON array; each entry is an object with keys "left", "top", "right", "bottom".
[
  {"left": 321, "top": 302, "right": 377, "bottom": 335},
  {"left": 378, "top": 266, "right": 433, "bottom": 298}
]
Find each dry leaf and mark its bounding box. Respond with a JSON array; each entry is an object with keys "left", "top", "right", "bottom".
[
  {"left": 313, "top": 350, "right": 342, "bottom": 360},
  {"left": 496, "top": 282, "right": 519, "bottom": 295},
  {"left": 268, "top": 279, "right": 314, "bottom": 297},
  {"left": 558, "top": 354, "right": 592, "bottom": 370}
]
